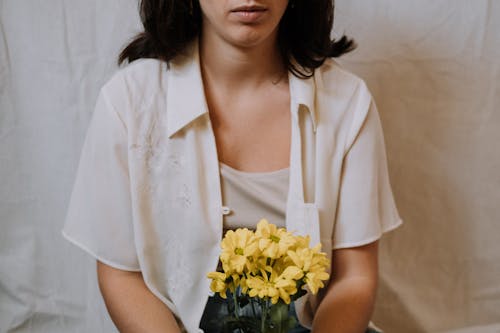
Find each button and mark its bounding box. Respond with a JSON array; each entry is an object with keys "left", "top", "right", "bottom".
[{"left": 222, "top": 206, "right": 231, "bottom": 215}]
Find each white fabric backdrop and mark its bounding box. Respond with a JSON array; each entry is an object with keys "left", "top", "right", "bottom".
[{"left": 0, "top": 0, "right": 499, "bottom": 332}]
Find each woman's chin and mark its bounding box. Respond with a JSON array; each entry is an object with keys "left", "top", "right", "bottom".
[{"left": 225, "top": 27, "right": 275, "bottom": 49}]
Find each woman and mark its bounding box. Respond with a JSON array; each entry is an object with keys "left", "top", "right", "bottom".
[{"left": 62, "top": 0, "right": 403, "bottom": 332}]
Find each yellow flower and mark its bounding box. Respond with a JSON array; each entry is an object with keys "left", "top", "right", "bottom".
[
  {"left": 228, "top": 273, "right": 249, "bottom": 294},
  {"left": 290, "top": 234, "right": 311, "bottom": 251},
  {"left": 274, "top": 265, "right": 303, "bottom": 304},
  {"left": 245, "top": 265, "right": 304, "bottom": 304},
  {"left": 275, "top": 282, "right": 298, "bottom": 304},
  {"left": 246, "top": 268, "right": 281, "bottom": 304},
  {"left": 220, "top": 228, "right": 259, "bottom": 274},
  {"left": 287, "top": 244, "right": 330, "bottom": 295},
  {"left": 208, "top": 221, "right": 331, "bottom": 306},
  {"left": 255, "top": 219, "right": 296, "bottom": 259},
  {"left": 304, "top": 270, "right": 330, "bottom": 294},
  {"left": 206, "top": 271, "right": 229, "bottom": 299},
  {"left": 278, "top": 265, "right": 304, "bottom": 281}
]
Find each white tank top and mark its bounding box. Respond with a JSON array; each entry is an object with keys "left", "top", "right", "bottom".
[{"left": 219, "top": 162, "right": 289, "bottom": 234}]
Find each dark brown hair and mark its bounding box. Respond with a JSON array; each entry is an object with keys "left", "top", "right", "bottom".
[{"left": 118, "top": 0, "right": 356, "bottom": 78}]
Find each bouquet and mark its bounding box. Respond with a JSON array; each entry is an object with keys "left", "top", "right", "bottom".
[{"left": 206, "top": 219, "right": 330, "bottom": 333}]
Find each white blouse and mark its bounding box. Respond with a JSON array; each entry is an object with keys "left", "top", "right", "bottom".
[{"left": 61, "top": 40, "right": 403, "bottom": 332}]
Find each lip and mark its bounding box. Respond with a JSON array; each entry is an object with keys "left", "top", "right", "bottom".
[
  {"left": 231, "top": 4, "right": 267, "bottom": 12},
  {"left": 230, "top": 5, "right": 268, "bottom": 23}
]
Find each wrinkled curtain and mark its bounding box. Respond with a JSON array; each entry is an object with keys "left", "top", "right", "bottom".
[{"left": 1, "top": 1, "right": 499, "bottom": 332}]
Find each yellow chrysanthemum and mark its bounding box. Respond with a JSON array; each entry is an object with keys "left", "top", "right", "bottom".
[
  {"left": 246, "top": 268, "right": 281, "bottom": 304},
  {"left": 286, "top": 244, "right": 330, "bottom": 295},
  {"left": 255, "top": 219, "right": 296, "bottom": 259},
  {"left": 207, "top": 271, "right": 229, "bottom": 299},
  {"left": 304, "top": 270, "right": 330, "bottom": 294},
  {"left": 220, "top": 228, "right": 259, "bottom": 274},
  {"left": 275, "top": 282, "right": 298, "bottom": 304},
  {"left": 278, "top": 265, "right": 304, "bottom": 281},
  {"left": 228, "top": 273, "right": 249, "bottom": 294},
  {"left": 245, "top": 265, "right": 304, "bottom": 304},
  {"left": 208, "top": 221, "right": 331, "bottom": 307},
  {"left": 290, "top": 234, "right": 311, "bottom": 251},
  {"left": 273, "top": 265, "right": 303, "bottom": 304}
]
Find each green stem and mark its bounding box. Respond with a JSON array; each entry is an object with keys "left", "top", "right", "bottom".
[
  {"left": 233, "top": 290, "right": 245, "bottom": 333},
  {"left": 260, "top": 298, "right": 268, "bottom": 333},
  {"left": 250, "top": 298, "right": 258, "bottom": 318},
  {"left": 233, "top": 290, "right": 240, "bottom": 319}
]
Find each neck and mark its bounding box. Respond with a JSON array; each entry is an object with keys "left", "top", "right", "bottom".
[{"left": 199, "top": 30, "right": 286, "bottom": 89}]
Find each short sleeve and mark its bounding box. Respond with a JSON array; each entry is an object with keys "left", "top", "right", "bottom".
[
  {"left": 61, "top": 89, "right": 140, "bottom": 271},
  {"left": 332, "top": 98, "right": 403, "bottom": 249}
]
